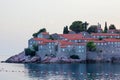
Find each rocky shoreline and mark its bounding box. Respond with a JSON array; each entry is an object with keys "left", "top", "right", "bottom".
[
  {"left": 5, "top": 51, "right": 86, "bottom": 64},
  {"left": 4, "top": 51, "right": 120, "bottom": 64}
]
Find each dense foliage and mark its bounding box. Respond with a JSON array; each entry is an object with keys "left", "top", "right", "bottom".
[
  {"left": 32, "top": 44, "right": 38, "bottom": 51},
  {"left": 104, "top": 22, "right": 108, "bottom": 33},
  {"left": 63, "top": 26, "right": 69, "bottom": 34},
  {"left": 87, "top": 41, "right": 96, "bottom": 51},
  {"left": 32, "top": 28, "right": 46, "bottom": 38},
  {"left": 109, "top": 24, "right": 116, "bottom": 30},
  {"left": 49, "top": 35, "right": 54, "bottom": 40},
  {"left": 69, "top": 21, "right": 88, "bottom": 33},
  {"left": 25, "top": 44, "right": 38, "bottom": 57},
  {"left": 25, "top": 48, "right": 36, "bottom": 57},
  {"left": 87, "top": 25, "right": 97, "bottom": 33}
]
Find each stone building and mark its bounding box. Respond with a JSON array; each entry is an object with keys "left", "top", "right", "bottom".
[
  {"left": 91, "top": 33, "right": 120, "bottom": 39},
  {"left": 37, "top": 32, "right": 50, "bottom": 39},
  {"left": 27, "top": 31, "right": 120, "bottom": 61}
]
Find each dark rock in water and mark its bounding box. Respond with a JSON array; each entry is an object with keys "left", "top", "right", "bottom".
[
  {"left": 5, "top": 51, "right": 25, "bottom": 63},
  {"left": 5, "top": 51, "right": 41, "bottom": 63}
]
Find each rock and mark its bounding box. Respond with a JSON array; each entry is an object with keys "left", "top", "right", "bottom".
[
  {"left": 5, "top": 51, "right": 41, "bottom": 63},
  {"left": 5, "top": 51, "right": 84, "bottom": 63},
  {"left": 30, "top": 56, "right": 41, "bottom": 62},
  {"left": 5, "top": 51, "right": 25, "bottom": 63}
]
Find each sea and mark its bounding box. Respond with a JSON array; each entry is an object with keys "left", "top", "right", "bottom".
[{"left": 0, "top": 55, "right": 120, "bottom": 80}]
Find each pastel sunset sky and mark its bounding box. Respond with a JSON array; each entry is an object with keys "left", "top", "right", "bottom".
[{"left": 0, "top": 0, "right": 120, "bottom": 55}]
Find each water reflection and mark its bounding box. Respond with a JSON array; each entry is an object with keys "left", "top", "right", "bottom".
[
  {"left": 24, "top": 64, "right": 87, "bottom": 80},
  {"left": 24, "top": 63, "right": 120, "bottom": 80}
]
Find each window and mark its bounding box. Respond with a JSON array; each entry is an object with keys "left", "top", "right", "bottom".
[
  {"left": 65, "top": 38, "right": 67, "bottom": 40},
  {"left": 62, "top": 49, "right": 65, "bottom": 51},
  {"left": 82, "top": 50, "right": 84, "bottom": 52},
  {"left": 112, "top": 51, "right": 114, "bottom": 53},
  {"left": 101, "top": 43, "right": 103, "bottom": 45},
  {"left": 97, "top": 36, "right": 99, "bottom": 38},
  {"left": 119, "top": 42, "right": 120, "bottom": 44},
  {"left": 111, "top": 42, "right": 113, "bottom": 44},
  {"left": 104, "top": 43, "right": 107, "bottom": 45},
  {"left": 40, "top": 45, "right": 43, "bottom": 48},
  {"left": 75, "top": 40, "right": 77, "bottom": 42},
  {"left": 79, "top": 46, "right": 81, "bottom": 48},
  {"left": 93, "top": 36, "right": 96, "bottom": 38},
  {"left": 83, "top": 33, "right": 86, "bottom": 36},
  {"left": 30, "top": 41, "right": 33, "bottom": 44},
  {"left": 115, "top": 42, "right": 117, "bottom": 44},
  {"left": 79, "top": 50, "right": 81, "bottom": 52},
  {"left": 30, "top": 45, "right": 32, "bottom": 47},
  {"left": 97, "top": 43, "right": 100, "bottom": 45},
  {"left": 68, "top": 45, "right": 71, "bottom": 47},
  {"left": 108, "top": 42, "right": 110, "bottom": 44},
  {"left": 94, "top": 43, "right": 96, "bottom": 45},
  {"left": 49, "top": 43, "right": 51, "bottom": 45},
  {"left": 50, "top": 50, "right": 52, "bottom": 53}
]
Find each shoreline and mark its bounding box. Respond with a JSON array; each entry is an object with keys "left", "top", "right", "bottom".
[{"left": 2, "top": 60, "right": 120, "bottom": 64}]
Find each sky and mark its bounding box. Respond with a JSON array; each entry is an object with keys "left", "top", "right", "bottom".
[{"left": 0, "top": 0, "right": 120, "bottom": 55}]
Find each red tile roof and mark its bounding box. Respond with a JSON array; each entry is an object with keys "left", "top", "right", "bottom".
[
  {"left": 81, "top": 38, "right": 98, "bottom": 40},
  {"left": 82, "top": 38, "right": 105, "bottom": 43},
  {"left": 75, "top": 43, "right": 86, "bottom": 46},
  {"left": 104, "top": 38, "right": 120, "bottom": 42},
  {"left": 34, "top": 38, "right": 55, "bottom": 44},
  {"left": 34, "top": 38, "right": 47, "bottom": 41},
  {"left": 91, "top": 33, "right": 120, "bottom": 36},
  {"left": 59, "top": 34, "right": 84, "bottom": 40},
  {"left": 59, "top": 40, "right": 74, "bottom": 46}
]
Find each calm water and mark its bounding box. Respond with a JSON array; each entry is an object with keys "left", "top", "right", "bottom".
[
  {"left": 0, "top": 63, "right": 120, "bottom": 80},
  {"left": 1, "top": 56, "right": 120, "bottom": 80}
]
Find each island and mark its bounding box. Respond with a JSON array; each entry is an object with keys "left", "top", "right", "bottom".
[{"left": 5, "top": 21, "right": 120, "bottom": 63}]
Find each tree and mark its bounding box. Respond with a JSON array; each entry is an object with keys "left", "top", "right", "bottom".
[
  {"left": 63, "top": 26, "right": 69, "bottom": 34},
  {"left": 109, "top": 24, "right": 116, "bottom": 30},
  {"left": 87, "top": 25, "right": 97, "bottom": 33},
  {"left": 38, "top": 28, "right": 46, "bottom": 33},
  {"left": 32, "top": 33, "right": 38, "bottom": 38},
  {"left": 104, "top": 22, "right": 108, "bottom": 33},
  {"left": 32, "top": 44, "right": 38, "bottom": 51},
  {"left": 87, "top": 41, "right": 96, "bottom": 51},
  {"left": 69, "top": 21, "right": 83, "bottom": 33},
  {"left": 49, "top": 35, "right": 54, "bottom": 40},
  {"left": 25, "top": 48, "right": 36, "bottom": 57},
  {"left": 32, "top": 28, "right": 47, "bottom": 38},
  {"left": 82, "top": 21, "right": 89, "bottom": 31}
]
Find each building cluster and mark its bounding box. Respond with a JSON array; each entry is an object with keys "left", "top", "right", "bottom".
[{"left": 28, "top": 24, "right": 120, "bottom": 61}]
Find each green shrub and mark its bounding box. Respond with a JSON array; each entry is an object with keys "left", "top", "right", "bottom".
[
  {"left": 25, "top": 48, "right": 36, "bottom": 57},
  {"left": 87, "top": 41, "right": 96, "bottom": 51}
]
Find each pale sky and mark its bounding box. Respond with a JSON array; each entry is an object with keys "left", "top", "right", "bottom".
[{"left": 0, "top": 0, "right": 120, "bottom": 55}]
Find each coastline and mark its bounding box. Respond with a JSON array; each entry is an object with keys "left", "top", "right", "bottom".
[{"left": 4, "top": 51, "right": 120, "bottom": 64}]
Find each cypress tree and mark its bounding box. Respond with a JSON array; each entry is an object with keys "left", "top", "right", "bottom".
[
  {"left": 63, "top": 26, "right": 69, "bottom": 34},
  {"left": 104, "top": 22, "right": 108, "bottom": 33}
]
